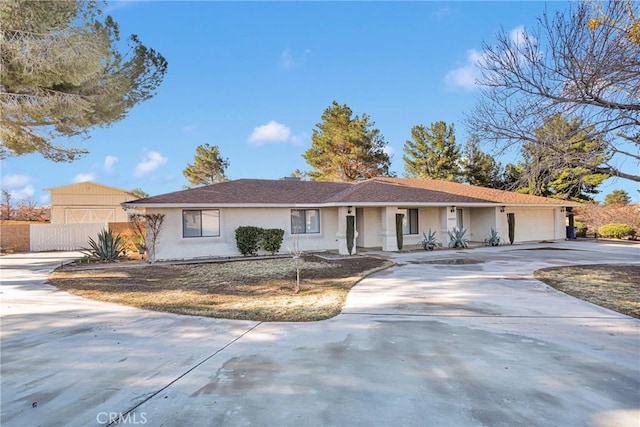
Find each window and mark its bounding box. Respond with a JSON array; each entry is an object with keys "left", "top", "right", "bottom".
[
  {"left": 291, "top": 209, "right": 320, "bottom": 234},
  {"left": 456, "top": 208, "right": 464, "bottom": 229},
  {"left": 183, "top": 210, "right": 220, "bottom": 237},
  {"left": 401, "top": 208, "right": 419, "bottom": 235}
]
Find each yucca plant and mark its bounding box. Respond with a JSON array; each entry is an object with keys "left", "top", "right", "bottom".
[
  {"left": 420, "top": 228, "right": 441, "bottom": 251},
  {"left": 484, "top": 228, "right": 502, "bottom": 246},
  {"left": 84, "top": 229, "right": 126, "bottom": 262},
  {"left": 448, "top": 227, "right": 469, "bottom": 248}
]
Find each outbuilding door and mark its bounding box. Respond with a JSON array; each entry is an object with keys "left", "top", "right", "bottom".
[{"left": 64, "top": 208, "right": 115, "bottom": 223}]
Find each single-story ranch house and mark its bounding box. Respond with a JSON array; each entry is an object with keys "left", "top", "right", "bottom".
[{"left": 122, "top": 178, "right": 579, "bottom": 261}]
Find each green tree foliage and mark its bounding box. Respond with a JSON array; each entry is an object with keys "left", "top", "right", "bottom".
[
  {"left": 604, "top": 190, "right": 631, "bottom": 205},
  {"left": 303, "top": 101, "right": 392, "bottom": 182},
  {"left": 468, "top": 0, "right": 639, "bottom": 182},
  {"left": 130, "top": 188, "right": 149, "bottom": 199},
  {"left": 460, "top": 136, "right": 503, "bottom": 188},
  {"left": 501, "top": 163, "right": 523, "bottom": 191},
  {"left": 183, "top": 143, "right": 229, "bottom": 187},
  {"left": 516, "top": 115, "right": 609, "bottom": 201},
  {"left": 0, "top": 0, "right": 168, "bottom": 162},
  {"left": 402, "top": 121, "right": 460, "bottom": 181}
]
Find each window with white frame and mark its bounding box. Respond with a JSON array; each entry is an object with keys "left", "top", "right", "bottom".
[
  {"left": 182, "top": 210, "right": 220, "bottom": 237},
  {"left": 400, "top": 208, "right": 419, "bottom": 235},
  {"left": 291, "top": 209, "right": 320, "bottom": 234}
]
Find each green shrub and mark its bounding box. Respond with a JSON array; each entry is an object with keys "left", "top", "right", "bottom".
[
  {"left": 575, "top": 222, "right": 588, "bottom": 238},
  {"left": 484, "top": 228, "right": 502, "bottom": 246},
  {"left": 346, "top": 216, "right": 355, "bottom": 255},
  {"left": 84, "top": 229, "right": 126, "bottom": 262},
  {"left": 448, "top": 227, "right": 469, "bottom": 248},
  {"left": 395, "top": 213, "right": 404, "bottom": 250},
  {"left": 262, "top": 228, "right": 285, "bottom": 255},
  {"left": 235, "top": 226, "right": 264, "bottom": 256},
  {"left": 421, "top": 228, "right": 441, "bottom": 251},
  {"left": 598, "top": 223, "right": 636, "bottom": 239}
]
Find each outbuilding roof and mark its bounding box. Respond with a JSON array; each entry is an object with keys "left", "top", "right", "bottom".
[{"left": 124, "top": 178, "right": 578, "bottom": 208}]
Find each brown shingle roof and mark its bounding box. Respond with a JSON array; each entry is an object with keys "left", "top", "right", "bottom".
[
  {"left": 370, "top": 178, "right": 572, "bottom": 206},
  {"left": 129, "top": 179, "right": 352, "bottom": 205},
  {"left": 126, "top": 178, "right": 576, "bottom": 207}
]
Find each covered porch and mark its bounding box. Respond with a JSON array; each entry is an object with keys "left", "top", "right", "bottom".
[{"left": 336, "top": 205, "right": 567, "bottom": 255}]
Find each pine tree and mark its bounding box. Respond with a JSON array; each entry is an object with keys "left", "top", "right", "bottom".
[
  {"left": 402, "top": 121, "right": 460, "bottom": 181},
  {"left": 0, "top": 0, "right": 167, "bottom": 161},
  {"left": 460, "top": 136, "right": 503, "bottom": 188},
  {"left": 303, "top": 101, "right": 392, "bottom": 182},
  {"left": 183, "top": 144, "right": 230, "bottom": 187},
  {"left": 518, "top": 114, "right": 610, "bottom": 201}
]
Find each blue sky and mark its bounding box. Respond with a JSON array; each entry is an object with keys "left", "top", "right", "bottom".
[{"left": 2, "top": 0, "right": 638, "bottom": 204}]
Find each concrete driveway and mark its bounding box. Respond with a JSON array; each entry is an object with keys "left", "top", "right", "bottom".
[{"left": 1, "top": 242, "right": 639, "bottom": 427}]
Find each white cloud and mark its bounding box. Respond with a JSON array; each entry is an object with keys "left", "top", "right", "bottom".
[
  {"left": 103, "top": 155, "right": 119, "bottom": 173},
  {"left": 9, "top": 185, "right": 35, "bottom": 201},
  {"left": 279, "top": 48, "right": 311, "bottom": 70},
  {"left": 2, "top": 174, "right": 31, "bottom": 188},
  {"left": 134, "top": 151, "right": 168, "bottom": 177},
  {"left": 444, "top": 49, "right": 486, "bottom": 90},
  {"left": 445, "top": 25, "right": 531, "bottom": 91},
  {"left": 509, "top": 25, "right": 531, "bottom": 48},
  {"left": 38, "top": 193, "right": 51, "bottom": 205},
  {"left": 248, "top": 121, "right": 292, "bottom": 145},
  {"left": 73, "top": 172, "right": 96, "bottom": 183},
  {"left": 383, "top": 146, "right": 395, "bottom": 156}
]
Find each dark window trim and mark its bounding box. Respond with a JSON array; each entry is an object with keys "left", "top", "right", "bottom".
[
  {"left": 403, "top": 208, "right": 419, "bottom": 235},
  {"left": 291, "top": 209, "right": 321, "bottom": 235},
  {"left": 182, "top": 209, "right": 220, "bottom": 238}
]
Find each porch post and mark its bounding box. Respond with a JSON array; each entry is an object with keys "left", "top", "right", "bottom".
[{"left": 381, "top": 206, "right": 399, "bottom": 251}]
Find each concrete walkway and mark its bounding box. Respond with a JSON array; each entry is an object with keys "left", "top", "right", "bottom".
[{"left": 1, "top": 242, "right": 638, "bottom": 427}]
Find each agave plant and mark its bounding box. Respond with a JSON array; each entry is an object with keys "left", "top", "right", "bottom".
[
  {"left": 484, "top": 228, "right": 502, "bottom": 246},
  {"left": 420, "top": 228, "right": 442, "bottom": 251},
  {"left": 448, "top": 227, "right": 469, "bottom": 248},
  {"left": 84, "top": 229, "right": 126, "bottom": 262}
]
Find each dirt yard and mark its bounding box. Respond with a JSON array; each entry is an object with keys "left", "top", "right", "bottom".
[{"left": 49, "top": 255, "right": 392, "bottom": 322}]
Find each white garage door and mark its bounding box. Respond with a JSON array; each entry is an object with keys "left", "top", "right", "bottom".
[
  {"left": 509, "top": 208, "right": 555, "bottom": 242},
  {"left": 65, "top": 208, "right": 115, "bottom": 224}
]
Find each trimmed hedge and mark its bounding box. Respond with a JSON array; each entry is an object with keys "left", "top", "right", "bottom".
[
  {"left": 262, "top": 228, "right": 285, "bottom": 255},
  {"left": 235, "top": 226, "right": 263, "bottom": 256},
  {"left": 598, "top": 223, "right": 636, "bottom": 239},
  {"left": 235, "top": 226, "right": 285, "bottom": 256}
]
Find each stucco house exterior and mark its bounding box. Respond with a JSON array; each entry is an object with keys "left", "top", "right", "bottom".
[
  {"left": 46, "top": 182, "right": 138, "bottom": 224},
  {"left": 122, "top": 178, "right": 579, "bottom": 261}
]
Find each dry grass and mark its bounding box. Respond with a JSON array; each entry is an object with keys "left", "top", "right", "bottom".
[
  {"left": 49, "top": 255, "right": 392, "bottom": 322},
  {"left": 535, "top": 264, "right": 640, "bottom": 318}
]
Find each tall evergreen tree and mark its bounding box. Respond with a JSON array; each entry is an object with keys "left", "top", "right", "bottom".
[
  {"left": 402, "top": 121, "right": 460, "bottom": 181},
  {"left": 303, "top": 101, "right": 392, "bottom": 182},
  {"left": 518, "top": 115, "right": 610, "bottom": 201},
  {"left": 0, "top": 0, "right": 168, "bottom": 161},
  {"left": 183, "top": 143, "right": 229, "bottom": 187},
  {"left": 460, "top": 136, "right": 503, "bottom": 188},
  {"left": 604, "top": 190, "right": 631, "bottom": 205}
]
